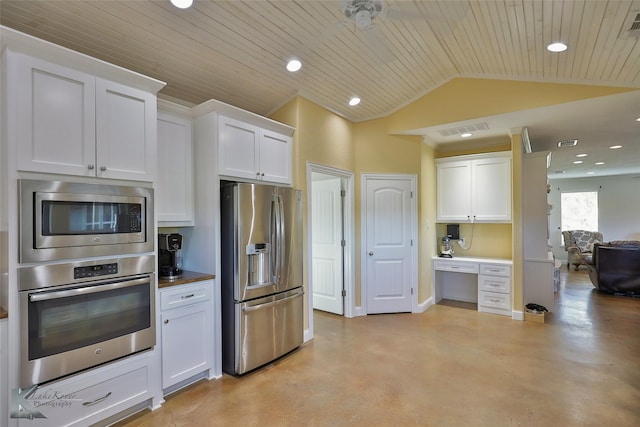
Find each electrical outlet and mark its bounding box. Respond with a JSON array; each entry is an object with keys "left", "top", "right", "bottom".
[{"left": 459, "top": 237, "right": 465, "bottom": 246}]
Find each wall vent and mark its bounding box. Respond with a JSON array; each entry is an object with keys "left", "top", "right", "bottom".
[
  {"left": 557, "top": 139, "right": 578, "bottom": 148},
  {"left": 620, "top": 11, "right": 640, "bottom": 38},
  {"left": 438, "top": 123, "right": 488, "bottom": 137}
]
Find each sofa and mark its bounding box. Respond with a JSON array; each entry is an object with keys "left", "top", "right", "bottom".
[
  {"left": 587, "top": 241, "right": 640, "bottom": 295},
  {"left": 562, "top": 230, "right": 603, "bottom": 271}
]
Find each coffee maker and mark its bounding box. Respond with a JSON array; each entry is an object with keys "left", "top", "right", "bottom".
[{"left": 158, "top": 233, "right": 183, "bottom": 280}]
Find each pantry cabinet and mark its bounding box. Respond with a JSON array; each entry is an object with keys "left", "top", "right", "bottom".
[
  {"left": 160, "top": 280, "right": 214, "bottom": 393},
  {"left": 157, "top": 102, "right": 194, "bottom": 226},
  {"left": 436, "top": 152, "right": 512, "bottom": 222},
  {"left": 218, "top": 115, "right": 292, "bottom": 184},
  {"left": 6, "top": 51, "right": 160, "bottom": 182}
]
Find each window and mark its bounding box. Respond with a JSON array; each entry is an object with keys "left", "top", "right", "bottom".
[{"left": 561, "top": 191, "right": 598, "bottom": 232}]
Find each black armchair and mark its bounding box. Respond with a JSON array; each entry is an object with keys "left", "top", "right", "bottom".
[{"left": 588, "top": 241, "right": 640, "bottom": 295}]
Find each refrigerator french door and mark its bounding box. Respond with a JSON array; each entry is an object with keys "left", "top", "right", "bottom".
[{"left": 221, "top": 181, "right": 303, "bottom": 375}]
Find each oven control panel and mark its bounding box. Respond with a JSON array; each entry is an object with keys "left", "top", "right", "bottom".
[{"left": 74, "top": 263, "right": 118, "bottom": 279}]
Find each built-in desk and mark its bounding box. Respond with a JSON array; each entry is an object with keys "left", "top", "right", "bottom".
[{"left": 432, "top": 256, "right": 513, "bottom": 317}]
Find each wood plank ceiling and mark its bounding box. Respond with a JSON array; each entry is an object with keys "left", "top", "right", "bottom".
[{"left": 1, "top": 0, "right": 639, "bottom": 124}]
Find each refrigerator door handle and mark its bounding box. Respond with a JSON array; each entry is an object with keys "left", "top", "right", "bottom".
[
  {"left": 270, "top": 195, "right": 280, "bottom": 283},
  {"left": 278, "top": 194, "right": 285, "bottom": 283},
  {"left": 241, "top": 291, "right": 303, "bottom": 313}
]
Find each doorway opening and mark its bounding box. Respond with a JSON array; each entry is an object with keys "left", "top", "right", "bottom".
[{"left": 307, "top": 163, "right": 355, "bottom": 339}]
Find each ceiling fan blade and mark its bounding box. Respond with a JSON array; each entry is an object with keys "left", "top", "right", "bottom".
[{"left": 360, "top": 25, "right": 397, "bottom": 63}]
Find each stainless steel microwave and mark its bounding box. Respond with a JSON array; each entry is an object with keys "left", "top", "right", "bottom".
[{"left": 19, "top": 179, "right": 154, "bottom": 263}]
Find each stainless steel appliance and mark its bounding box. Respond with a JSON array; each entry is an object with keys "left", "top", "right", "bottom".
[
  {"left": 19, "top": 179, "right": 153, "bottom": 263},
  {"left": 158, "top": 233, "right": 183, "bottom": 280},
  {"left": 439, "top": 235, "right": 454, "bottom": 257},
  {"left": 18, "top": 255, "right": 155, "bottom": 387},
  {"left": 220, "top": 181, "right": 304, "bottom": 375}
]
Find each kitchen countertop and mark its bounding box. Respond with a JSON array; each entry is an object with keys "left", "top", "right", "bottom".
[{"left": 158, "top": 270, "right": 215, "bottom": 289}]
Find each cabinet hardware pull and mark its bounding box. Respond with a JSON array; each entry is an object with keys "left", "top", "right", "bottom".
[
  {"left": 368, "top": 252, "right": 374, "bottom": 256},
  {"left": 490, "top": 298, "right": 501, "bottom": 303},
  {"left": 87, "top": 164, "right": 95, "bottom": 170},
  {"left": 164, "top": 319, "right": 169, "bottom": 324},
  {"left": 82, "top": 392, "right": 112, "bottom": 406},
  {"left": 490, "top": 283, "right": 500, "bottom": 286},
  {"left": 100, "top": 166, "right": 107, "bottom": 171},
  {"left": 181, "top": 293, "right": 195, "bottom": 299}
]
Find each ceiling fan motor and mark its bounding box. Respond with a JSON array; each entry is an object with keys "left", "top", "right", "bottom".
[{"left": 342, "top": 0, "right": 384, "bottom": 29}]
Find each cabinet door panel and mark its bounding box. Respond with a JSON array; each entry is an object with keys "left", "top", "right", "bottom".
[
  {"left": 96, "top": 79, "right": 156, "bottom": 181},
  {"left": 218, "top": 116, "right": 259, "bottom": 180},
  {"left": 473, "top": 157, "right": 511, "bottom": 221},
  {"left": 13, "top": 53, "right": 96, "bottom": 176},
  {"left": 157, "top": 111, "right": 193, "bottom": 224},
  {"left": 259, "top": 129, "right": 291, "bottom": 184},
  {"left": 436, "top": 160, "right": 471, "bottom": 221},
  {"left": 161, "top": 304, "right": 210, "bottom": 389}
]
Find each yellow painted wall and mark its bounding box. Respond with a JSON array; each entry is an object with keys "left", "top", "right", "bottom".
[
  {"left": 387, "top": 78, "right": 634, "bottom": 132},
  {"left": 270, "top": 77, "right": 636, "bottom": 324}
]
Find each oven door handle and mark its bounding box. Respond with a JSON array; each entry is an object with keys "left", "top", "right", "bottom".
[{"left": 29, "top": 275, "right": 151, "bottom": 302}]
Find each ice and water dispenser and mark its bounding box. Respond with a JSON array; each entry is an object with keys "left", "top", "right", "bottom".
[{"left": 246, "top": 243, "right": 272, "bottom": 286}]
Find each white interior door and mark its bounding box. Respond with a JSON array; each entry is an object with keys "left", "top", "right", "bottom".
[
  {"left": 312, "top": 175, "right": 344, "bottom": 315},
  {"left": 364, "top": 176, "right": 415, "bottom": 314}
]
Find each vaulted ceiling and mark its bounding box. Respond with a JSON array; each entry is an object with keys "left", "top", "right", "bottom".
[{"left": 2, "top": 0, "right": 640, "bottom": 178}]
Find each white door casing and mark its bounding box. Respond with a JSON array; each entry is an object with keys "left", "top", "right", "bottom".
[
  {"left": 362, "top": 174, "right": 417, "bottom": 314},
  {"left": 312, "top": 176, "right": 344, "bottom": 315}
]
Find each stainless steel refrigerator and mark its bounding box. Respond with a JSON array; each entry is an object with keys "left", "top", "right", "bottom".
[{"left": 221, "top": 181, "right": 304, "bottom": 375}]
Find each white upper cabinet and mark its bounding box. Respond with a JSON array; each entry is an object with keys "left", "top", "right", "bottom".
[
  {"left": 436, "top": 152, "right": 512, "bottom": 223},
  {"left": 157, "top": 102, "right": 194, "bottom": 226},
  {"left": 7, "top": 50, "right": 160, "bottom": 181},
  {"left": 218, "top": 115, "right": 292, "bottom": 185}
]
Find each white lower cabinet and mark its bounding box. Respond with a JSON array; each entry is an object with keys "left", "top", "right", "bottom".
[
  {"left": 16, "top": 352, "right": 155, "bottom": 427},
  {"left": 160, "top": 280, "right": 214, "bottom": 393},
  {"left": 432, "top": 257, "right": 512, "bottom": 317},
  {"left": 478, "top": 264, "right": 512, "bottom": 316}
]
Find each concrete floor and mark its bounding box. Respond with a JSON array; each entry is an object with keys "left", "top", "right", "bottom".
[{"left": 116, "top": 269, "right": 640, "bottom": 427}]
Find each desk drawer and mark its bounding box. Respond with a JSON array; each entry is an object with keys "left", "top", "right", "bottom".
[
  {"left": 433, "top": 261, "right": 479, "bottom": 274},
  {"left": 479, "top": 264, "right": 511, "bottom": 277},
  {"left": 478, "top": 274, "right": 510, "bottom": 294},
  {"left": 478, "top": 291, "right": 510, "bottom": 311}
]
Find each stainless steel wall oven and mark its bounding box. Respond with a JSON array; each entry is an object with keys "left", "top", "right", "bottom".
[
  {"left": 19, "top": 255, "right": 155, "bottom": 387},
  {"left": 19, "top": 179, "right": 153, "bottom": 263}
]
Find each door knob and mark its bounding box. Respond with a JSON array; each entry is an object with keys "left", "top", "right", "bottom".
[{"left": 368, "top": 252, "right": 374, "bottom": 256}]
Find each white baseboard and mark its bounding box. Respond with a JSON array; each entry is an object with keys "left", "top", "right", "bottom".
[
  {"left": 416, "top": 296, "right": 434, "bottom": 313},
  {"left": 304, "top": 328, "right": 313, "bottom": 343},
  {"left": 512, "top": 310, "right": 524, "bottom": 321},
  {"left": 352, "top": 306, "right": 366, "bottom": 317}
]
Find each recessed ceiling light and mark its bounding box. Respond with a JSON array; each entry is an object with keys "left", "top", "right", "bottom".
[
  {"left": 170, "top": 0, "right": 194, "bottom": 9},
  {"left": 587, "top": 171, "right": 595, "bottom": 175},
  {"left": 576, "top": 153, "right": 588, "bottom": 157},
  {"left": 573, "top": 160, "right": 583, "bottom": 164},
  {"left": 635, "top": 117, "right": 640, "bottom": 122},
  {"left": 609, "top": 145, "right": 622, "bottom": 149},
  {"left": 286, "top": 59, "right": 302, "bottom": 72},
  {"left": 349, "top": 97, "right": 361, "bottom": 106},
  {"left": 460, "top": 133, "right": 473, "bottom": 138},
  {"left": 595, "top": 162, "right": 605, "bottom": 165},
  {"left": 547, "top": 42, "right": 568, "bottom": 52}
]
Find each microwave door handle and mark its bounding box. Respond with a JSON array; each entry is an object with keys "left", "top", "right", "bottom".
[{"left": 29, "top": 275, "right": 150, "bottom": 302}]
